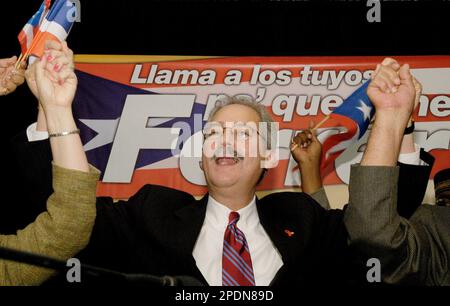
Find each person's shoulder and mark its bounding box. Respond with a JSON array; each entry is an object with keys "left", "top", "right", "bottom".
[
  {"left": 133, "top": 184, "right": 195, "bottom": 203},
  {"left": 258, "top": 191, "right": 321, "bottom": 213},
  {"left": 414, "top": 204, "right": 450, "bottom": 224},
  {"left": 98, "top": 184, "right": 196, "bottom": 215},
  {"left": 137, "top": 184, "right": 194, "bottom": 198},
  {"left": 137, "top": 184, "right": 198, "bottom": 215}
]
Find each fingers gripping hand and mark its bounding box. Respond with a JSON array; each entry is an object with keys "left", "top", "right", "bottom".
[
  {"left": 290, "top": 121, "right": 322, "bottom": 165},
  {"left": 368, "top": 58, "right": 415, "bottom": 117},
  {"left": 0, "top": 56, "right": 27, "bottom": 96},
  {"left": 34, "top": 40, "right": 77, "bottom": 109}
]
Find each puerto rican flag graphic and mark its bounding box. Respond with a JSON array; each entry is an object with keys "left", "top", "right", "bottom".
[{"left": 17, "top": 0, "right": 51, "bottom": 55}]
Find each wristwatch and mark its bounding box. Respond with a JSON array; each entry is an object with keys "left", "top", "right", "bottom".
[{"left": 404, "top": 120, "right": 415, "bottom": 135}]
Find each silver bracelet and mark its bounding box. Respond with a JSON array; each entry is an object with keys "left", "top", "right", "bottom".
[{"left": 48, "top": 129, "right": 80, "bottom": 138}]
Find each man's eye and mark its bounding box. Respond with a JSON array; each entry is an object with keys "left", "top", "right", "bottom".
[
  {"left": 205, "top": 129, "right": 220, "bottom": 138},
  {"left": 237, "top": 129, "right": 250, "bottom": 138}
]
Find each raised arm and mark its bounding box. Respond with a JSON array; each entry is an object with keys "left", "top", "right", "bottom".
[
  {"left": 396, "top": 77, "right": 434, "bottom": 217},
  {"left": 25, "top": 61, "right": 48, "bottom": 133},
  {"left": 344, "top": 58, "right": 447, "bottom": 285},
  {"left": 0, "top": 41, "right": 99, "bottom": 286},
  {"left": 290, "top": 121, "right": 330, "bottom": 209},
  {"left": 292, "top": 68, "right": 431, "bottom": 213}
]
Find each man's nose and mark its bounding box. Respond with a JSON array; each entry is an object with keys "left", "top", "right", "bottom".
[{"left": 221, "top": 127, "right": 234, "bottom": 147}]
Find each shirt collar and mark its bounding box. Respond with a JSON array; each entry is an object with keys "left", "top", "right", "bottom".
[{"left": 205, "top": 195, "right": 259, "bottom": 231}]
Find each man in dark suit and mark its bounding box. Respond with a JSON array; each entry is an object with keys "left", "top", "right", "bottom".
[
  {"left": 75, "top": 96, "right": 352, "bottom": 286},
  {"left": 344, "top": 58, "right": 450, "bottom": 286},
  {"left": 13, "top": 53, "right": 432, "bottom": 286}
]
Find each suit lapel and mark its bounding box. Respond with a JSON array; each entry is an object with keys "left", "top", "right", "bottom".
[
  {"left": 256, "top": 198, "right": 301, "bottom": 285},
  {"left": 257, "top": 197, "right": 307, "bottom": 286},
  {"left": 256, "top": 197, "right": 297, "bottom": 264},
  {"left": 171, "top": 194, "right": 209, "bottom": 285}
]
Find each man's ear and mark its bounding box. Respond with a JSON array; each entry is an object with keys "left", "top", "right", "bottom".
[{"left": 260, "top": 150, "right": 278, "bottom": 169}]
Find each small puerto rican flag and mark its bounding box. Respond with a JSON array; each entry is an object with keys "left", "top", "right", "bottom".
[
  {"left": 321, "top": 81, "right": 375, "bottom": 169},
  {"left": 17, "top": 0, "right": 52, "bottom": 55},
  {"left": 27, "top": 0, "right": 76, "bottom": 59}
]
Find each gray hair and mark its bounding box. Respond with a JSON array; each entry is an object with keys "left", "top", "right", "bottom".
[{"left": 207, "top": 95, "right": 278, "bottom": 150}]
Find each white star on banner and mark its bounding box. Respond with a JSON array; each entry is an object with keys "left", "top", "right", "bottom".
[
  {"left": 79, "top": 119, "right": 120, "bottom": 151},
  {"left": 79, "top": 117, "right": 176, "bottom": 152},
  {"left": 356, "top": 100, "right": 372, "bottom": 121}
]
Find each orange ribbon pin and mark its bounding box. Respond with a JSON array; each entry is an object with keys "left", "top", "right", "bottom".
[{"left": 284, "top": 229, "right": 295, "bottom": 237}]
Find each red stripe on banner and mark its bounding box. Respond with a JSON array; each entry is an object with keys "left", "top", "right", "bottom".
[
  {"left": 430, "top": 150, "right": 450, "bottom": 178},
  {"left": 75, "top": 55, "right": 450, "bottom": 90},
  {"left": 414, "top": 94, "right": 450, "bottom": 123}
]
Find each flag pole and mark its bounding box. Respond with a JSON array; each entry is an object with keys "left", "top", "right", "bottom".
[
  {"left": 14, "top": 53, "right": 24, "bottom": 70},
  {"left": 312, "top": 115, "right": 330, "bottom": 130},
  {"left": 17, "top": 30, "right": 43, "bottom": 68}
]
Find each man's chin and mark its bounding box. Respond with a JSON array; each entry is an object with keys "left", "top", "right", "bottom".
[{"left": 208, "top": 176, "right": 240, "bottom": 189}]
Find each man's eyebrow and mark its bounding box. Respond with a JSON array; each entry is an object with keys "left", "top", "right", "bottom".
[{"left": 208, "top": 121, "right": 259, "bottom": 126}]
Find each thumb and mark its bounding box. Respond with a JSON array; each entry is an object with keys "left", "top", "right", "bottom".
[
  {"left": 7, "top": 56, "right": 17, "bottom": 64},
  {"left": 34, "top": 56, "right": 48, "bottom": 90},
  {"left": 399, "top": 64, "right": 414, "bottom": 89},
  {"left": 371, "top": 64, "right": 381, "bottom": 80},
  {"left": 290, "top": 141, "right": 300, "bottom": 154},
  {"left": 412, "top": 76, "right": 422, "bottom": 105},
  {"left": 412, "top": 76, "right": 422, "bottom": 96},
  {"left": 0, "top": 57, "right": 16, "bottom": 68},
  {"left": 311, "top": 129, "right": 320, "bottom": 144}
]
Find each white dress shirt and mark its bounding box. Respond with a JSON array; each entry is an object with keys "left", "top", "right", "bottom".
[
  {"left": 192, "top": 195, "right": 284, "bottom": 286},
  {"left": 26, "top": 122, "right": 50, "bottom": 142},
  {"left": 398, "top": 143, "right": 423, "bottom": 166}
]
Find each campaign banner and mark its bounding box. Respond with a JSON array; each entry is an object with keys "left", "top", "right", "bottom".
[{"left": 72, "top": 55, "right": 450, "bottom": 199}]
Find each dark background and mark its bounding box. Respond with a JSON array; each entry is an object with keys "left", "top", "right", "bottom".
[{"left": 0, "top": 0, "right": 448, "bottom": 232}]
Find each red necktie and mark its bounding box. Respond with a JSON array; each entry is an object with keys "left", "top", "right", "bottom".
[{"left": 222, "top": 211, "right": 255, "bottom": 286}]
